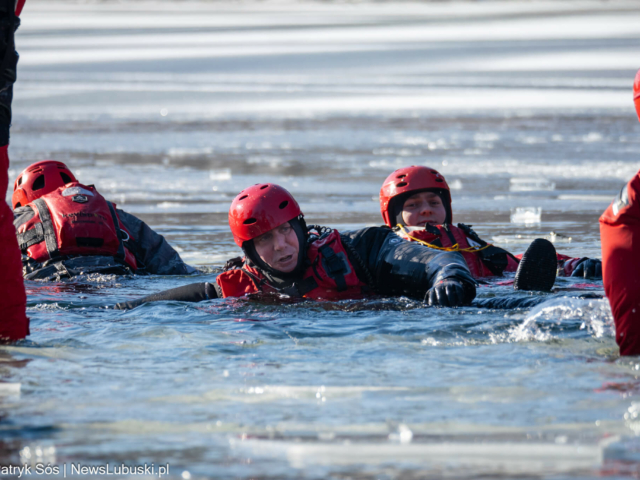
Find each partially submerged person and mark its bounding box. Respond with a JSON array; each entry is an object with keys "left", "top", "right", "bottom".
[
  {"left": 116, "top": 183, "right": 478, "bottom": 309},
  {"left": 13, "top": 161, "right": 196, "bottom": 280},
  {"left": 380, "top": 165, "right": 603, "bottom": 285},
  {"left": 599, "top": 68, "right": 640, "bottom": 356},
  {"left": 0, "top": 0, "right": 29, "bottom": 341}
]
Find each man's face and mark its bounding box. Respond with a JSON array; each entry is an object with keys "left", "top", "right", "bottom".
[
  {"left": 401, "top": 191, "right": 447, "bottom": 227},
  {"left": 253, "top": 221, "right": 299, "bottom": 273}
]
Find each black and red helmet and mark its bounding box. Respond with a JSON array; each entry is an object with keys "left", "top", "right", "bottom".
[
  {"left": 379, "top": 165, "right": 451, "bottom": 227},
  {"left": 12, "top": 160, "right": 77, "bottom": 209}
]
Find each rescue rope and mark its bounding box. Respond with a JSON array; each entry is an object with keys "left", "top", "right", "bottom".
[{"left": 397, "top": 225, "right": 493, "bottom": 253}]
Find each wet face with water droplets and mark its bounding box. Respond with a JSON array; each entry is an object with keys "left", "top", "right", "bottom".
[
  {"left": 253, "top": 221, "right": 299, "bottom": 273},
  {"left": 401, "top": 191, "right": 447, "bottom": 227}
]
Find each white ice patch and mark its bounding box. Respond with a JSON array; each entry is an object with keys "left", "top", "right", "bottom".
[
  {"left": 449, "top": 179, "right": 463, "bottom": 190},
  {"left": 510, "top": 207, "right": 542, "bottom": 225},
  {"left": 0, "top": 383, "right": 20, "bottom": 396},
  {"left": 209, "top": 169, "right": 232, "bottom": 181},
  {"left": 168, "top": 147, "right": 214, "bottom": 157},
  {"left": 510, "top": 178, "right": 556, "bottom": 192},
  {"left": 493, "top": 232, "right": 572, "bottom": 246},
  {"left": 557, "top": 194, "right": 614, "bottom": 203}
]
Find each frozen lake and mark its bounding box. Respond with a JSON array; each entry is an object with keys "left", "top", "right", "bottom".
[{"left": 3, "top": 1, "right": 640, "bottom": 478}]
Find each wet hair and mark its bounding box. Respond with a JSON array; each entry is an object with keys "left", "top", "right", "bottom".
[
  {"left": 242, "top": 216, "right": 308, "bottom": 281},
  {"left": 391, "top": 188, "right": 451, "bottom": 226}
]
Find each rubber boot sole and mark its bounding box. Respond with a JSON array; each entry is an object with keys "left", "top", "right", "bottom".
[{"left": 514, "top": 238, "right": 557, "bottom": 292}]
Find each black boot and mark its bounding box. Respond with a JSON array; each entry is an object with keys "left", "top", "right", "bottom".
[
  {"left": 0, "top": 0, "right": 19, "bottom": 146},
  {"left": 514, "top": 238, "right": 557, "bottom": 292}
]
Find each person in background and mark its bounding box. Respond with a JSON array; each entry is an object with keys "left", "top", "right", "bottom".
[
  {"left": 599, "top": 68, "right": 640, "bottom": 356},
  {"left": 12, "top": 160, "right": 196, "bottom": 280},
  {"left": 380, "top": 165, "right": 603, "bottom": 290},
  {"left": 116, "top": 183, "right": 478, "bottom": 309},
  {"left": 0, "top": 0, "right": 29, "bottom": 341}
]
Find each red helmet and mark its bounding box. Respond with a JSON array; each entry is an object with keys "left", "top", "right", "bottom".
[
  {"left": 229, "top": 183, "right": 303, "bottom": 247},
  {"left": 379, "top": 165, "right": 451, "bottom": 227},
  {"left": 12, "top": 160, "right": 77, "bottom": 209},
  {"left": 634, "top": 68, "right": 640, "bottom": 123}
]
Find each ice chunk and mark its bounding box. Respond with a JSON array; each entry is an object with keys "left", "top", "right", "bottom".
[
  {"left": 209, "top": 169, "right": 232, "bottom": 181},
  {"left": 510, "top": 207, "right": 541, "bottom": 224},
  {"left": 510, "top": 177, "right": 555, "bottom": 192},
  {"left": 449, "top": 179, "right": 463, "bottom": 190}
]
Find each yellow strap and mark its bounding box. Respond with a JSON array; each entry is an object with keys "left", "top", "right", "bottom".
[{"left": 397, "top": 225, "right": 493, "bottom": 253}]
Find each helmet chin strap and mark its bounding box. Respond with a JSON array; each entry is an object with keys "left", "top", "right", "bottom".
[{"left": 242, "top": 216, "right": 308, "bottom": 284}]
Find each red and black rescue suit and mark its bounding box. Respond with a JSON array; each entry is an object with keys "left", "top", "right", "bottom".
[
  {"left": 600, "top": 169, "right": 640, "bottom": 356},
  {"left": 14, "top": 182, "right": 195, "bottom": 280},
  {"left": 395, "top": 223, "right": 594, "bottom": 279},
  {"left": 115, "top": 225, "right": 478, "bottom": 309}
]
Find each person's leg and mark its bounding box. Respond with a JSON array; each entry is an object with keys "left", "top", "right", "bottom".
[
  {"left": 0, "top": 0, "right": 28, "bottom": 340},
  {"left": 600, "top": 170, "right": 640, "bottom": 355},
  {"left": 472, "top": 296, "right": 550, "bottom": 310}
]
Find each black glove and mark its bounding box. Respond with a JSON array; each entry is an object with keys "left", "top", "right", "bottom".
[
  {"left": 571, "top": 258, "right": 602, "bottom": 279},
  {"left": 425, "top": 279, "right": 473, "bottom": 307}
]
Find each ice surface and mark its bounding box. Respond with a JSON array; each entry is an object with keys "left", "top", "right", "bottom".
[{"left": 6, "top": 1, "right": 633, "bottom": 478}]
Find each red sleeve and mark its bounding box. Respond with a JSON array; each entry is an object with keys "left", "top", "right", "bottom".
[
  {"left": 0, "top": 145, "right": 29, "bottom": 340},
  {"left": 556, "top": 254, "right": 582, "bottom": 277},
  {"left": 600, "top": 169, "right": 640, "bottom": 356},
  {"left": 504, "top": 254, "right": 520, "bottom": 272}
]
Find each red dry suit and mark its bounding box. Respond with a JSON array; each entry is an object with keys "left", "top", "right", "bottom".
[
  {"left": 599, "top": 169, "right": 640, "bottom": 356},
  {"left": 16, "top": 182, "right": 137, "bottom": 271},
  {"left": 216, "top": 229, "right": 366, "bottom": 300},
  {"left": 395, "top": 224, "right": 519, "bottom": 278},
  {"left": 396, "top": 223, "right": 578, "bottom": 279},
  {"left": 0, "top": 145, "right": 29, "bottom": 340}
]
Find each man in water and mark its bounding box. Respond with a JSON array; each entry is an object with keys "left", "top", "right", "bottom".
[
  {"left": 599, "top": 68, "right": 640, "bottom": 356},
  {"left": 0, "top": 0, "right": 29, "bottom": 341},
  {"left": 116, "top": 183, "right": 478, "bottom": 309},
  {"left": 12, "top": 160, "right": 196, "bottom": 280}
]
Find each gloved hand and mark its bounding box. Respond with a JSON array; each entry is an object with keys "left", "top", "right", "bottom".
[
  {"left": 571, "top": 258, "right": 602, "bottom": 279},
  {"left": 425, "top": 279, "right": 472, "bottom": 307}
]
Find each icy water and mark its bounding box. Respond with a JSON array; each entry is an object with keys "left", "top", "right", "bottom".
[{"left": 3, "top": 1, "right": 640, "bottom": 478}]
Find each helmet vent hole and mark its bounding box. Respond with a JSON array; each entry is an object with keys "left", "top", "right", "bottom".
[
  {"left": 430, "top": 170, "right": 439, "bottom": 174},
  {"left": 32, "top": 175, "right": 45, "bottom": 192},
  {"left": 243, "top": 218, "right": 257, "bottom": 225},
  {"left": 396, "top": 174, "right": 407, "bottom": 179},
  {"left": 435, "top": 178, "right": 444, "bottom": 183},
  {"left": 60, "top": 173, "right": 72, "bottom": 184},
  {"left": 279, "top": 200, "right": 289, "bottom": 209},
  {"left": 260, "top": 185, "right": 269, "bottom": 190},
  {"left": 17, "top": 176, "right": 22, "bottom": 186},
  {"left": 239, "top": 195, "right": 248, "bottom": 201},
  {"left": 396, "top": 182, "right": 407, "bottom": 187}
]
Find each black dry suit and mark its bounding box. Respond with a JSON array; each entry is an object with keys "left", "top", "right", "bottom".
[{"left": 115, "top": 225, "right": 478, "bottom": 309}]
